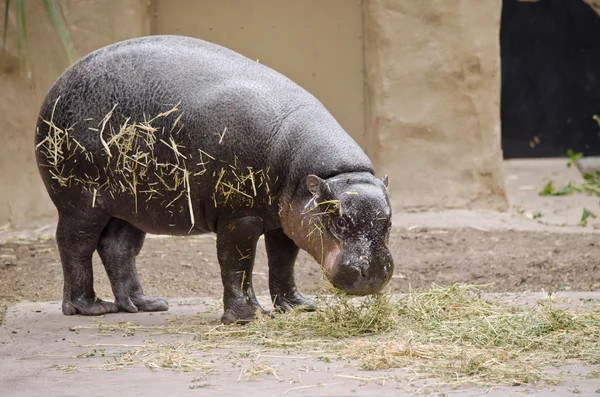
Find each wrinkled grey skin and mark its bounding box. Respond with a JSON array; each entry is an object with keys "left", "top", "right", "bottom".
[{"left": 34, "top": 35, "right": 394, "bottom": 324}]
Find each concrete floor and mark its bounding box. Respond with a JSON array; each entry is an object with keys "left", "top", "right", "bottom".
[
  {"left": 392, "top": 158, "right": 600, "bottom": 233},
  {"left": 2, "top": 295, "right": 600, "bottom": 397},
  {"left": 504, "top": 158, "right": 600, "bottom": 228},
  {"left": 2, "top": 158, "right": 600, "bottom": 396}
]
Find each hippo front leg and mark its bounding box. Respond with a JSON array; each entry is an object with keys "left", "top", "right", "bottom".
[
  {"left": 216, "top": 216, "right": 267, "bottom": 324},
  {"left": 265, "top": 228, "right": 317, "bottom": 312}
]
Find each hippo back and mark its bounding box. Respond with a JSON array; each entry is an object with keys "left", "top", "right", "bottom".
[{"left": 34, "top": 35, "right": 373, "bottom": 229}]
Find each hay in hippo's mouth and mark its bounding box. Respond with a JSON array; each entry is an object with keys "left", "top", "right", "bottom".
[{"left": 65, "top": 284, "right": 600, "bottom": 388}]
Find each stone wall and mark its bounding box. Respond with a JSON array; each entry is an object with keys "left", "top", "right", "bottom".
[{"left": 364, "top": 0, "right": 507, "bottom": 211}]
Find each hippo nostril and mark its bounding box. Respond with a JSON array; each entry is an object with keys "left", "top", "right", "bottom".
[{"left": 360, "top": 267, "right": 367, "bottom": 278}]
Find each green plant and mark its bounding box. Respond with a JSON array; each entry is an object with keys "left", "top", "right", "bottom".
[
  {"left": 2, "top": 0, "right": 77, "bottom": 78},
  {"left": 536, "top": 116, "right": 600, "bottom": 225},
  {"left": 566, "top": 149, "right": 583, "bottom": 168},
  {"left": 580, "top": 208, "right": 597, "bottom": 226}
]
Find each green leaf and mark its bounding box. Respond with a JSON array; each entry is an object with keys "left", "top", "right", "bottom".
[
  {"left": 2, "top": 0, "right": 9, "bottom": 51},
  {"left": 42, "top": 0, "right": 76, "bottom": 64},
  {"left": 3, "top": 0, "right": 76, "bottom": 79},
  {"left": 580, "top": 208, "right": 597, "bottom": 226},
  {"left": 566, "top": 149, "right": 583, "bottom": 168},
  {"left": 539, "top": 181, "right": 577, "bottom": 196},
  {"left": 540, "top": 181, "right": 555, "bottom": 196},
  {"left": 15, "top": 0, "right": 30, "bottom": 79}
]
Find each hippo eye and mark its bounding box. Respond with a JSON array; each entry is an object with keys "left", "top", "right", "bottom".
[{"left": 335, "top": 217, "right": 347, "bottom": 230}]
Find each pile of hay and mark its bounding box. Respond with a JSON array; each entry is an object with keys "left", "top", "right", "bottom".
[{"left": 72, "top": 284, "right": 600, "bottom": 387}]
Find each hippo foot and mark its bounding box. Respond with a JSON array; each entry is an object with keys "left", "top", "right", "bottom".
[
  {"left": 221, "top": 302, "right": 271, "bottom": 325},
  {"left": 115, "top": 294, "right": 169, "bottom": 313},
  {"left": 62, "top": 297, "right": 119, "bottom": 316},
  {"left": 272, "top": 289, "right": 317, "bottom": 313}
]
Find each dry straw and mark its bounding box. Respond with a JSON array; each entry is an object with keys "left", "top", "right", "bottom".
[
  {"left": 66, "top": 283, "right": 600, "bottom": 388},
  {"left": 37, "top": 101, "right": 279, "bottom": 230}
]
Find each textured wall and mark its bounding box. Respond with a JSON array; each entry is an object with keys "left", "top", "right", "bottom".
[
  {"left": 152, "top": 0, "right": 368, "bottom": 154},
  {"left": 0, "top": 0, "right": 150, "bottom": 228},
  {"left": 364, "top": 0, "right": 507, "bottom": 211},
  {"left": 0, "top": 0, "right": 508, "bottom": 229}
]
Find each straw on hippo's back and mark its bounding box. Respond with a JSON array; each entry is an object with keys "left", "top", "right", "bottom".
[{"left": 35, "top": 35, "right": 394, "bottom": 324}]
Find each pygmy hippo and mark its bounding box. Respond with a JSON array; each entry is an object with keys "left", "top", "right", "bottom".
[{"left": 34, "top": 35, "right": 394, "bottom": 324}]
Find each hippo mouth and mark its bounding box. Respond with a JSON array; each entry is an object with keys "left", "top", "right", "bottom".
[
  {"left": 322, "top": 244, "right": 393, "bottom": 295},
  {"left": 323, "top": 243, "right": 342, "bottom": 275}
]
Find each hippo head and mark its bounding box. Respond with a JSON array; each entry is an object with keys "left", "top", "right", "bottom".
[{"left": 282, "top": 172, "right": 393, "bottom": 295}]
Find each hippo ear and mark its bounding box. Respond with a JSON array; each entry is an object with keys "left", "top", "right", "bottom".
[
  {"left": 306, "top": 174, "right": 324, "bottom": 196},
  {"left": 382, "top": 175, "right": 389, "bottom": 188}
]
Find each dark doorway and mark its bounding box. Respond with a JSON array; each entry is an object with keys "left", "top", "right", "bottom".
[{"left": 500, "top": 0, "right": 600, "bottom": 158}]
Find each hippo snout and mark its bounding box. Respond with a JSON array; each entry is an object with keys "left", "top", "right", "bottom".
[{"left": 329, "top": 249, "right": 394, "bottom": 295}]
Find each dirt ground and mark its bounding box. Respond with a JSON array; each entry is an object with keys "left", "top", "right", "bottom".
[{"left": 2, "top": 226, "right": 600, "bottom": 325}]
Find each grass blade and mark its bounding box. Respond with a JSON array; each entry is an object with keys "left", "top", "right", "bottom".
[
  {"left": 2, "top": 0, "right": 10, "bottom": 51},
  {"left": 42, "top": 0, "right": 76, "bottom": 63},
  {"left": 15, "top": 0, "right": 30, "bottom": 79}
]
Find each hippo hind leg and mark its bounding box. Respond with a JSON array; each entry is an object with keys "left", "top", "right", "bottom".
[
  {"left": 265, "top": 228, "right": 316, "bottom": 312},
  {"left": 97, "top": 218, "right": 168, "bottom": 313},
  {"left": 56, "top": 211, "right": 118, "bottom": 316}
]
